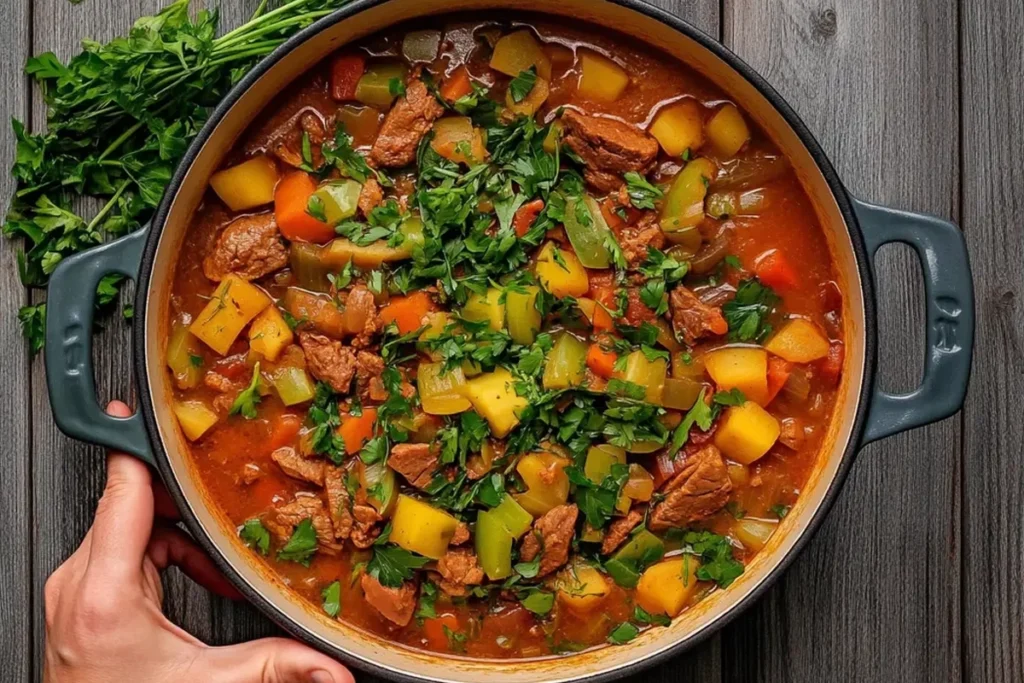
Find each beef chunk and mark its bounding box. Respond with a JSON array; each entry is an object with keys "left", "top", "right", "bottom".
[
  {"left": 351, "top": 504, "right": 383, "bottom": 548},
  {"left": 451, "top": 521, "right": 471, "bottom": 546},
  {"left": 355, "top": 351, "right": 386, "bottom": 400},
  {"left": 369, "top": 76, "right": 444, "bottom": 167},
  {"left": 601, "top": 507, "right": 645, "bottom": 555},
  {"left": 648, "top": 445, "right": 732, "bottom": 531},
  {"left": 271, "top": 111, "right": 328, "bottom": 168},
  {"left": 360, "top": 574, "right": 417, "bottom": 626},
  {"left": 562, "top": 110, "right": 658, "bottom": 193},
  {"left": 519, "top": 504, "right": 578, "bottom": 577},
  {"left": 271, "top": 446, "right": 326, "bottom": 486},
  {"left": 345, "top": 286, "right": 382, "bottom": 349},
  {"left": 263, "top": 495, "right": 339, "bottom": 552},
  {"left": 202, "top": 213, "right": 288, "bottom": 282},
  {"left": 387, "top": 443, "right": 439, "bottom": 489},
  {"left": 623, "top": 287, "right": 659, "bottom": 327},
  {"left": 298, "top": 331, "right": 357, "bottom": 393},
  {"left": 324, "top": 465, "right": 354, "bottom": 540},
  {"left": 358, "top": 177, "right": 384, "bottom": 217},
  {"left": 669, "top": 286, "right": 728, "bottom": 345},
  {"left": 615, "top": 213, "right": 665, "bottom": 268},
  {"left": 436, "top": 548, "right": 485, "bottom": 597}
]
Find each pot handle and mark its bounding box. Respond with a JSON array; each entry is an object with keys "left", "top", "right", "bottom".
[
  {"left": 44, "top": 226, "right": 154, "bottom": 464},
  {"left": 855, "top": 198, "right": 974, "bottom": 445}
]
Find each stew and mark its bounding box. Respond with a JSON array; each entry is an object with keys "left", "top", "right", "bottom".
[{"left": 166, "top": 15, "right": 844, "bottom": 659}]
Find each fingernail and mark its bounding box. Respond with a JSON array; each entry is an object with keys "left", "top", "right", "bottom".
[{"left": 311, "top": 671, "right": 335, "bottom": 683}]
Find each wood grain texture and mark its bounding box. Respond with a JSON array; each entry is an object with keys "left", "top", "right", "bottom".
[
  {"left": 720, "top": 1, "right": 962, "bottom": 682},
  {"left": 0, "top": 0, "right": 33, "bottom": 680},
  {"left": 961, "top": 0, "right": 1024, "bottom": 681}
]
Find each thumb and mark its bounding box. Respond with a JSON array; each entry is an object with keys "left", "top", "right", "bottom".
[{"left": 198, "top": 637, "right": 355, "bottom": 683}]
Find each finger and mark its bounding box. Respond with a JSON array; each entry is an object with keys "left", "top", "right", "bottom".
[
  {"left": 86, "top": 400, "right": 155, "bottom": 577},
  {"left": 197, "top": 637, "right": 355, "bottom": 683},
  {"left": 153, "top": 479, "right": 182, "bottom": 521},
  {"left": 147, "top": 525, "right": 243, "bottom": 600}
]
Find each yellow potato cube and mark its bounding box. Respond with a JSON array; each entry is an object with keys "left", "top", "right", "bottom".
[
  {"left": 731, "top": 517, "right": 778, "bottom": 552},
  {"left": 765, "top": 319, "right": 831, "bottom": 363},
  {"left": 704, "top": 347, "right": 768, "bottom": 405},
  {"left": 557, "top": 564, "right": 610, "bottom": 613},
  {"left": 535, "top": 241, "right": 589, "bottom": 298},
  {"left": 190, "top": 275, "right": 271, "bottom": 355},
  {"left": 506, "top": 76, "right": 550, "bottom": 117},
  {"left": 389, "top": 495, "right": 460, "bottom": 559},
  {"left": 650, "top": 99, "right": 704, "bottom": 157},
  {"left": 248, "top": 306, "right": 293, "bottom": 361},
  {"left": 173, "top": 400, "right": 219, "bottom": 441},
  {"left": 636, "top": 557, "right": 702, "bottom": 618},
  {"left": 706, "top": 104, "right": 750, "bottom": 158},
  {"left": 462, "top": 287, "right": 505, "bottom": 331},
  {"left": 514, "top": 452, "right": 570, "bottom": 516},
  {"left": 577, "top": 49, "right": 629, "bottom": 102},
  {"left": 489, "top": 30, "right": 552, "bottom": 79},
  {"left": 714, "top": 402, "right": 781, "bottom": 465},
  {"left": 209, "top": 155, "right": 279, "bottom": 212},
  {"left": 464, "top": 368, "right": 528, "bottom": 438}
]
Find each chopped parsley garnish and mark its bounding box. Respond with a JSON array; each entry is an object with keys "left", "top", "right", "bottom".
[
  {"left": 277, "top": 518, "right": 318, "bottom": 566},
  {"left": 229, "top": 363, "right": 262, "bottom": 420},
  {"left": 321, "top": 581, "right": 341, "bottom": 618},
  {"left": 415, "top": 581, "right": 439, "bottom": 620},
  {"left": 771, "top": 503, "right": 791, "bottom": 519},
  {"left": 607, "top": 621, "right": 640, "bottom": 645},
  {"left": 508, "top": 67, "right": 538, "bottom": 103},
  {"left": 444, "top": 625, "right": 468, "bottom": 652},
  {"left": 388, "top": 77, "right": 406, "bottom": 98},
  {"left": 366, "top": 525, "right": 430, "bottom": 588},
  {"left": 623, "top": 171, "right": 664, "bottom": 210},
  {"left": 723, "top": 278, "right": 779, "bottom": 342},
  {"left": 668, "top": 387, "right": 714, "bottom": 457},
  {"left": 633, "top": 605, "right": 672, "bottom": 627},
  {"left": 518, "top": 588, "right": 555, "bottom": 615},
  {"left": 680, "top": 530, "right": 744, "bottom": 588},
  {"left": 239, "top": 518, "right": 270, "bottom": 556},
  {"left": 565, "top": 462, "right": 630, "bottom": 529}
]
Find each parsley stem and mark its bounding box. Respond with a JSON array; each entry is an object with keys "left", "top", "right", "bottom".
[
  {"left": 97, "top": 120, "right": 145, "bottom": 163},
  {"left": 85, "top": 179, "right": 131, "bottom": 233}
]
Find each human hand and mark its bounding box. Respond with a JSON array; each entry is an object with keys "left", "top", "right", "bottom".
[{"left": 43, "top": 400, "right": 355, "bottom": 683}]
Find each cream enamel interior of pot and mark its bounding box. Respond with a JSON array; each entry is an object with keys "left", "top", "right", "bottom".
[{"left": 143, "top": 0, "right": 867, "bottom": 680}]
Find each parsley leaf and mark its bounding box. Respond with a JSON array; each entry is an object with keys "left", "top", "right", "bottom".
[
  {"left": 367, "top": 539, "right": 430, "bottom": 588},
  {"left": 321, "top": 581, "right": 341, "bottom": 618},
  {"left": 239, "top": 518, "right": 270, "bottom": 556},
  {"left": 681, "top": 530, "right": 744, "bottom": 588},
  {"left": 668, "top": 387, "right": 714, "bottom": 457},
  {"left": 415, "top": 581, "right": 438, "bottom": 620},
  {"left": 388, "top": 77, "right": 406, "bottom": 98},
  {"left": 607, "top": 622, "right": 640, "bottom": 645},
  {"left": 229, "top": 363, "right": 262, "bottom": 419},
  {"left": 17, "top": 303, "right": 46, "bottom": 354},
  {"left": 713, "top": 388, "right": 746, "bottom": 406},
  {"left": 518, "top": 588, "right": 555, "bottom": 615},
  {"left": 277, "top": 518, "right": 318, "bottom": 566},
  {"left": 723, "top": 278, "right": 779, "bottom": 342},
  {"left": 508, "top": 67, "right": 538, "bottom": 103},
  {"left": 623, "top": 171, "right": 664, "bottom": 210},
  {"left": 566, "top": 462, "right": 630, "bottom": 529},
  {"left": 770, "top": 503, "right": 791, "bottom": 519},
  {"left": 633, "top": 605, "right": 672, "bottom": 627}
]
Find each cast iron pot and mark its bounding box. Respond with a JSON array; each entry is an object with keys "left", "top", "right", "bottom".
[{"left": 44, "top": 0, "right": 975, "bottom": 681}]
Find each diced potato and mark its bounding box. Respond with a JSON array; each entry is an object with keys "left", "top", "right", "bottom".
[
  {"left": 190, "top": 275, "right": 271, "bottom": 355},
  {"left": 389, "top": 494, "right": 460, "bottom": 559},
  {"left": 166, "top": 322, "right": 202, "bottom": 389},
  {"left": 321, "top": 237, "right": 414, "bottom": 270},
  {"left": 714, "top": 401, "right": 780, "bottom": 464},
  {"left": 462, "top": 287, "right": 505, "bottom": 331},
  {"left": 505, "top": 285, "right": 542, "bottom": 345},
  {"left": 464, "top": 368, "right": 527, "bottom": 438},
  {"left": 248, "top": 306, "right": 293, "bottom": 361},
  {"left": 650, "top": 99, "right": 704, "bottom": 157},
  {"left": 704, "top": 347, "right": 768, "bottom": 405},
  {"left": 490, "top": 30, "right": 552, "bottom": 79},
  {"left": 731, "top": 517, "right": 778, "bottom": 552},
  {"left": 355, "top": 62, "right": 407, "bottom": 108},
  {"left": 557, "top": 563, "right": 610, "bottom": 612},
  {"left": 660, "top": 157, "right": 717, "bottom": 235},
  {"left": 706, "top": 104, "right": 750, "bottom": 158},
  {"left": 535, "top": 241, "right": 589, "bottom": 297},
  {"left": 173, "top": 400, "right": 219, "bottom": 441},
  {"left": 272, "top": 366, "right": 316, "bottom": 406},
  {"left": 209, "top": 155, "right": 279, "bottom": 212},
  {"left": 636, "top": 556, "right": 702, "bottom": 618},
  {"left": 577, "top": 49, "right": 629, "bottom": 102},
  {"left": 417, "top": 362, "right": 472, "bottom": 415},
  {"left": 542, "top": 119, "right": 564, "bottom": 154},
  {"left": 765, "top": 319, "right": 830, "bottom": 363},
  {"left": 514, "top": 451, "right": 570, "bottom": 516},
  {"left": 431, "top": 116, "right": 487, "bottom": 165},
  {"left": 542, "top": 332, "right": 588, "bottom": 390},
  {"left": 506, "top": 76, "right": 550, "bottom": 117}
]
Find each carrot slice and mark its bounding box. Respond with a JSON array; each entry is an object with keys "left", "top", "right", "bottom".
[
  {"left": 766, "top": 356, "right": 793, "bottom": 404},
  {"left": 423, "top": 613, "right": 461, "bottom": 651},
  {"left": 338, "top": 407, "right": 378, "bottom": 455},
  {"left": 380, "top": 291, "right": 434, "bottom": 335},
  {"left": 274, "top": 171, "right": 335, "bottom": 243},
  {"left": 440, "top": 65, "right": 473, "bottom": 102},
  {"left": 586, "top": 344, "right": 618, "bottom": 379},
  {"left": 331, "top": 54, "right": 366, "bottom": 101},
  {"left": 513, "top": 199, "right": 545, "bottom": 237},
  {"left": 268, "top": 414, "right": 302, "bottom": 451},
  {"left": 755, "top": 250, "right": 799, "bottom": 291}
]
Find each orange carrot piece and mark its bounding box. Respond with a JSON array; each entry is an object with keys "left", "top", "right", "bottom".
[
  {"left": 586, "top": 344, "right": 618, "bottom": 379},
  {"left": 440, "top": 66, "right": 473, "bottom": 102},
  {"left": 268, "top": 414, "right": 302, "bottom": 451},
  {"left": 275, "top": 171, "right": 336, "bottom": 243},
  {"left": 766, "top": 356, "right": 793, "bottom": 404},
  {"left": 423, "top": 613, "right": 461, "bottom": 651},
  {"left": 338, "top": 407, "right": 378, "bottom": 455},
  {"left": 755, "top": 250, "right": 799, "bottom": 291},
  {"left": 513, "top": 199, "right": 545, "bottom": 237},
  {"left": 331, "top": 53, "right": 366, "bottom": 101},
  {"left": 380, "top": 291, "right": 433, "bottom": 335}
]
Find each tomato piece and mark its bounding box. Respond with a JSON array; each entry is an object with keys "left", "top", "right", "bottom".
[
  {"left": 331, "top": 53, "right": 366, "bottom": 101},
  {"left": 513, "top": 199, "right": 545, "bottom": 237},
  {"left": 765, "top": 356, "right": 793, "bottom": 404},
  {"left": 818, "top": 341, "right": 844, "bottom": 386}
]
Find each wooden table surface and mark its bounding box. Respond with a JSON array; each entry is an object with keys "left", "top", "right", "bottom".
[{"left": 0, "top": 0, "right": 1019, "bottom": 681}]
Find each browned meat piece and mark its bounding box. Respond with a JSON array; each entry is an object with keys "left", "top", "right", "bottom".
[
  {"left": 241, "top": 463, "right": 263, "bottom": 485},
  {"left": 298, "top": 331, "right": 357, "bottom": 393},
  {"left": 451, "top": 521, "right": 471, "bottom": 546},
  {"left": 623, "top": 288, "right": 659, "bottom": 327},
  {"left": 436, "top": 548, "right": 485, "bottom": 597},
  {"left": 272, "top": 111, "right": 328, "bottom": 168},
  {"left": 370, "top": 77, "right": 444, "bottom": 167},
  {"left": 263, "top": 495, "right": 339, "bottom": 552},
  {"left": 283, "top": 288, "right": 346, "bottom": 339},
  {"left": 669, "top": 286, "right": 728, "bottom": 345},
  {"left": 202, "top": 214, "right": 288, "bottom": 283},
  {"left": 615, "top": 213, "right": 665, "bottom": 268},
  {"left": 562, "top": 110, "right": 658, "bottom": 193},
  {"left": 360, "top": 574, "right": 417, "bottom": 626},
  {"left": 203, "top": 371, "right": 242, "bottom": 393},
  {"left": 601, "top": 508, "right": 645, "bottom": 555},
  {"left": 356, "top": 351, "right": 386, "bottom": 400},
  {"left": 345, "top": 286, "right": 382, "bottom": 348},
  {"left": 519, "top": 504, "right": 578, "bottom": 577},
  {"left": 648, "top": 445, "right": 732, "bottom": 531},
  {"left": 271, "top": 446, "right": 326, "bottom": 486},
  {"left": 388, "top": 443, "right": 439, "bottom": 489},
  {"left": 351, "top": 504, "right": 383, "bottom": 548},
  {"left": 324, "top": 465, "right": 354, "bottom": 540},
  {"left": 358, "top": 177, "right": 384, "bottom": 217}
]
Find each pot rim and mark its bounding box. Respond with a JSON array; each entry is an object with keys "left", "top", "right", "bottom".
[{"left": 133, "top": 0, "right": 877, "bottom": 680}]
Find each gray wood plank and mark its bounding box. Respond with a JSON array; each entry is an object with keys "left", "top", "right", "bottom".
[
  {"left": 0, "top": 0, "right": 34, "bottom": 680},
  {"left": 719, "top": 1, "right": 962, "bottom": 682},
  {"left": 961, "top": 0, "right": 1024, "bottom": 681}
]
